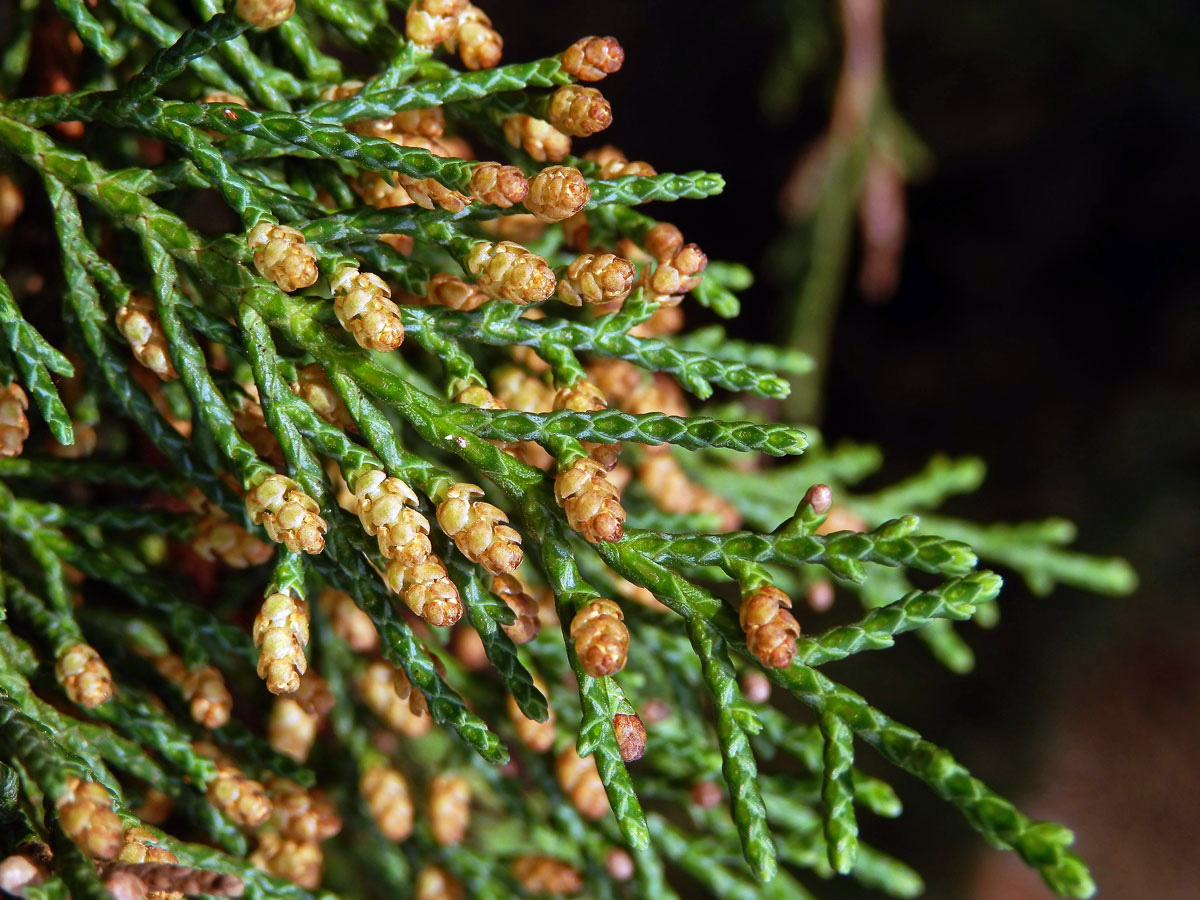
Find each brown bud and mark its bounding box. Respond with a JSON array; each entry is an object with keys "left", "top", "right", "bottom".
[
  {"left": 198, "top": 744, "right": 273, "bottom": 828},
  {"left": 488, "top": 574, "right": 539, "bottom": 643},
  {"left": 361, "top": 765, "right": 413, "bottom": 841},
  {"left": 465, "top": 240, "right": 556, "bottom": 305},
  {"left": 806, "top": 579, "right": 835, "bottom": 612},
  {"left": 253, "top": 591, "right": 310, "bottom": 694},
  {"left": 513, "top": 856, "right": 582, "bottom": 896},
  {"left": 641, "top": 698, "right": 672, "bottom": 724},
  {"left": 690, "top": 780, "right": 723, "bottom": 810},
  {"left": 319, "top": 588, "right": 379, "bottom": 652},
  {"left": 0, "top": 174, "right": 24, "bottom": 231},
  {"left": 332, "top": 268, "right": 404, "bottom": 352},
  {"left": 449, "top": 625, "right": 489, "bottom": 671},
  {"left": 55, "top": 643, "right": 113, "bottom": 708},
  {"left": 192, "top": 513, "right": 275, "bottom": 569},
  {"left": 508, "top": 677, "right": 556, "bottom": 753},
  {"left": 740, "top": 670, "right": 772, "bottom": 704},
  {"left": 248, "top": 222, "right": 317, "bottom": 292},
  {"left": 554, "top": 457, "right": 625, "bottom": 543},
  {"left": 245, "top": 474, "right": 327, "bottom": 555},
  {"left": 584, "top": 145, "right": 656, "bottom": 179},
  {"left": 269, "top": 696, "right": 319, "bottom": 762},
  {"left": 557, "top": 253, "right": 634, "bottom": 306},
  {"left": 569, "top": 598, "right": 629, "bottom": 676},
  {"left": 250, "top": 833, "right": 323, "bottom": 889},
  {"left": 640, "top": 240, "right": 708, "bottom": 301},
  {"left": 115, "top": 295, "right": 177, "bottom": 381},
  {"left": 104, "top": 868, "right": 149, "bottom": 900},
  {"left": 562, "top": 36, "right": 624, "bottom": 82},
  {"left": 502, "top": 114, "right": 571, "bottom": 162},
  {"left": 436, "top": 483, "right": 523, "bottom": 575},
  {"left": 291, "top": 364, "right": 354, "bottom": 431},
  {"left": 405, "top": 0, "right": 468, "bottom": 47},
  {"left": 203, "top": 91, "right": 248, "bottom": 107},
  {"left": 526, "top": 166, "right": 590, "bottom": 223},
  {"left": 429, "top": 773, "right": 471, "bottom": 846},
  {"left": 548, "top": 85, "right": 612, "bottom": 137},
  {"left": 358, "top": 661, "right": 432, "bottom": 737},
  {"left": 57, "top": 778, "right": 123, "bottom": 859},
  {"left": 425, "top": 272, "right": 489, "bottom": 312},
  {"left": 391, "top": 107, "right": 445, "bottom": 138},
  {"left": 469, "top": 161, "right": 529, "bottom": 208},
  {"left": 739, "top": 585, "right": 801, "bottom": 669},
  {"left": 447, "top": 5, "right": 502, "bottom": 70},
  {"left": 233, "top": 394, "right": 282, "bottom": 467},
  {"left": 555, "top": 745, "right": 608, "bottom": 820},
  {"left": 415, "top": 864, "right": 464, "bottom": 900},
  {"left": 236, "top": 0, "right": 294, "bottom": 28},
  {"left": 606, "top": 848, "right": 634, "bottom": 881},
  {"left": 0, "top": 851, "right": 48, "bottom": 896},
  {"left": 612, "top": 713, "right": 646, "bottom": 762},
  {"left": 0, "top": 382, "right": 30, "bottom": 458},
  {"left": 268, "top": 779, "right": 342, "bottom": 843},
  {"left": 803, "top": 483, "right": 834, "bottom": 516},
  {"left": 643, "top": 223, "right": 684, "bottom": 261}
]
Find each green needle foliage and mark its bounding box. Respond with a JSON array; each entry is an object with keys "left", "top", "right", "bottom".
[{"left": 0, "top": 2, "right": 1134, "bottom": 899}]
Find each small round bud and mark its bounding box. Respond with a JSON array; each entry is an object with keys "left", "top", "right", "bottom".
[
  {"left": 508, "top": 677, "right": 556, "bottom": 753},
  {"left": 436, "top": 483, "right": 523, "bottom": 575},
  {"left": 248, "top": 223, "right": 317, "bottom": 292},
  {"left": 502, "top": 114, "right": 571, "bottom": 163},
  {"left": 807, "top": 579, "right": 835, "bottom": 612},
  {"left": 416, "top": 864, "right": 464, "bottom": 900},
  {"left": 569, "top": 598, "right": 628, "bottom": 677},
  {"left": 557, "top": 253, "right": 634, "bottom": 306},
  {"left": 740, "top": 670, "right": 772, "bottom": 704},
  {"left": 245, "top": 474, "right": 327, "bottom": 555},
  {"left": 554, "top": 457, "right": 626, "bottom": 543},
  {"left": 690, "top": 780, "right": 723, "bottom": 810},
  {"left": 447, "top": 5, "right": 502, "bottom": 70},
  {"left": 465, "top": 241, "right": 556, "bottom": 305},
  {"left": 361, "top": 765, "right": 413, "bottom": 841},
  {"left": 429, "top": 774, "right": 471, "bottom": 846},
  {"left": 253, "top": 590, "right": 310, "bottom": 695},
  {"left": 406, "top": 0, "right": 468, "bottom": 47},
  {"left": 803, "top": 483, "right": 834, "bottom": 516},
  {"left": 55, "top": 643, "right": 113, "bottom": 708},
  {"left": 425, "top": 273, "right": 488, "bottom": 312},
  {"left": 513, "top": 857, "right": 582, "bottom": 896},
  {"left": 562, "top": 36, "right": 624, "bottom": 82},
  {"left": 197, "top": 743, "right": 273, "bottom": 828},
  {"left": 0, "top": 383, "right": 30, "bottom": 458},
  {"left": 739, "top": 586, "right": 801, "bottom": 669},
  {"left": 605, "top": 848, "right": 635, "bottom": 882},
  {"left": 547, "top": 85, "right": 612, "bottom": 138},
  {"left": 319, "top": 587, "right": 379, "bottom": 652},
  {"left": 57, "top": 778, "right": 122, "bottom": 859},
  {"left": 469, "top": 162, "right": 529, "bottom": 208},
  {"left": 526, "top": 166, "right": 590, "bottom": 223},
  {"left": 491, "top": 574, "right": 541, "bottom": 644},
  {"left": 555, "top": 745, "right": 608, "bottom": 820},
  {"left": 333, "top": 268, "right": 404, "bottom": 352},
  {"left": 612, "top": 713, "right": 646, "bottom": 762},
  {"left": 250, "top": 833, "right": 323, "bottom": 889},
  {"left": 237, "top": 0, "right": 294, "bottom": 28}
]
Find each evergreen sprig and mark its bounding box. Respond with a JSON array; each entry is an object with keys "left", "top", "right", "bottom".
[{"left": 0, "top": 3, "right": 1131, "bottom": 899}]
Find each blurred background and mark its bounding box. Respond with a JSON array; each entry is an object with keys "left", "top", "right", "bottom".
[{"left": 501, "top": 1, "right": 1200, "bottom": 897}]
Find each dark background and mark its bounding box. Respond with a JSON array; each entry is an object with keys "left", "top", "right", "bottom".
[{"left": 499, "top": 2, "right": 1200, "bottom": 897}]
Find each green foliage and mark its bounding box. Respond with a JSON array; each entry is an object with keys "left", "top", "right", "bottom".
[{"left": 0, "top": 2, "right": 1132, "bottom": 899}]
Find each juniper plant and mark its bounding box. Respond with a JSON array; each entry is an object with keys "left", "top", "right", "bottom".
[{"left": 0, "top": 2, "right": 1134, "bottom": 899}]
